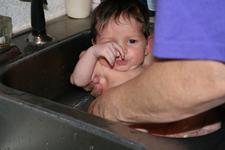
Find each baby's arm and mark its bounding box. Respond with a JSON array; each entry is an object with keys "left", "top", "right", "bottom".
[
  {"left": 70, "top": 49, "right": 98, "bottom": 87},
  {"left": 70, "top": 42, "right": 124, "bottom": 87}
]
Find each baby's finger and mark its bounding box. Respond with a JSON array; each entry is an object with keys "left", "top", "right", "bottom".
[
  {"left": 104, "top": 53, "right": 115, "bottom": 66},
  {"left": 111, "top": 42, "right": 125, "bottom": 59},
  {"left": 101, "top": 47, "right": 116, "bottom": 65}
]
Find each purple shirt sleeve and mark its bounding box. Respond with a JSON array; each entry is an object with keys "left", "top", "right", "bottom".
[{"left": 153, "top": 0, "right": 225, "bottom": 63}]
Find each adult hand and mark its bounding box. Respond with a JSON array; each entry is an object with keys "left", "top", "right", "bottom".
[
  {"left": 87, "top": 87, "right": 124, "bottom": 122},
  {"left": 88, "top": 89, "right": 129, "bottom": 124},
  {"left": 88, "top": 94, "right": 112, "bottom": 120}
]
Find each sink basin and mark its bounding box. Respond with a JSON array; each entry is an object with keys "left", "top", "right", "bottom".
[
  {"left": 0, "top": 29, "right": 225, "bottom": 150},
  {"left": 0, "top": 30, "right": 93, "bottom": 111},
  {"left": 0, "top": 30, "right": 153, "bottom": 150}
]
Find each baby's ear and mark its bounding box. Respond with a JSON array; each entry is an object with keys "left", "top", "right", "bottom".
[{"left": 145, "top": 35, "right": 154, "bottom": 55}]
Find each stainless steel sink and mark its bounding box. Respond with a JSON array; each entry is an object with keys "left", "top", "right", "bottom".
[
  {"left": 0, "top": 95, "right": 144, "bottom": 150},
  {"left": 0, "top": 27, "right": 225, "bottom": 150},
  {"left": 0, "top": 30, "right": 93, "bottom": 111},
  {"left": 0, "top": 30, "right": 153, "bottom": 150}
]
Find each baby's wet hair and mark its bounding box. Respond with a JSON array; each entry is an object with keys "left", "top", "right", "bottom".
[{"left": 91, "top": 0, "right": 151, "bottom": 42}]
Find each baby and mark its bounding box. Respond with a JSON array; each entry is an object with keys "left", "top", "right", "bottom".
[
  {"left": 70, "top": 0, "right": 221, "bottom": 138},
  {"left": 70, "top": 0, "right": 153, "bottom": 92}
]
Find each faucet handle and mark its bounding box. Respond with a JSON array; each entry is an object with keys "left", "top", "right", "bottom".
[{"left": 42, "top": 0, "right": 48, "bottom": 5}]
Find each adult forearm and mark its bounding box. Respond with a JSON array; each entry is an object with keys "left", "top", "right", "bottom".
[{"left": 89, "top": 60, "right": 225, "bottom": 123}]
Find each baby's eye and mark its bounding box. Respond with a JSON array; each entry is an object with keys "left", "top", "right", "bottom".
[{"left": 128, "top": 39, "right": 137, "bottom": 44}]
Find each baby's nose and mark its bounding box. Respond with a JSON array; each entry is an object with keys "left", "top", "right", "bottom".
[
  {"left": 119, "top": 43, "right": 127, "bottom": 54},
  {"left": 116, "top": 41, "right": 127, "bottom": 56}
]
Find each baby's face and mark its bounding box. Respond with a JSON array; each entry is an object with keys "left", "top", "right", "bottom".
[{"left": 95, "top": 16, "right": 149, "bottom": 71}]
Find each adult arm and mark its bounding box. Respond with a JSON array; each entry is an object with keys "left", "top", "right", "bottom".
[{"left": 89, "top": 60, "right": 225, "bottom": 123}]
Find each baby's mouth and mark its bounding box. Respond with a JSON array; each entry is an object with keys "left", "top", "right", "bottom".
[{"left": 115, "top": 58, "right": 127, "bottom": 65}]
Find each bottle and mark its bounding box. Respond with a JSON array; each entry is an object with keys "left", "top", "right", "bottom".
[{"left": 0, "top": 15, "right": 12, "bottom": 50}]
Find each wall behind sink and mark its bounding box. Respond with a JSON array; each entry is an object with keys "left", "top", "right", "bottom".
[{"left": 0, "top": 0, "right": 100, "bottom": 34}]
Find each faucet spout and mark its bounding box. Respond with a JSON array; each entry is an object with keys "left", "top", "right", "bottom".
[
  {"left": 27, "top": 0, "right": 53, "bottom": 45},
  {"left": 31, "top": 0, "right": 47, "bottom": 36}
]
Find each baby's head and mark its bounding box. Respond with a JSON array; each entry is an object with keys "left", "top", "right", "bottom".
[{"left": 91, "top": 0, "right": 151, "bottom": 43}]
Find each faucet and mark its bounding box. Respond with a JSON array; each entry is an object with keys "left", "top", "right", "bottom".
[{"left": 27, "top": 0, "right": 53, "bottom": 45}]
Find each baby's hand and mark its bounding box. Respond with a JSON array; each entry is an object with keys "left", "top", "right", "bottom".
[{"left": 90, "top": 42, "right": 125, "bottom": 66}]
